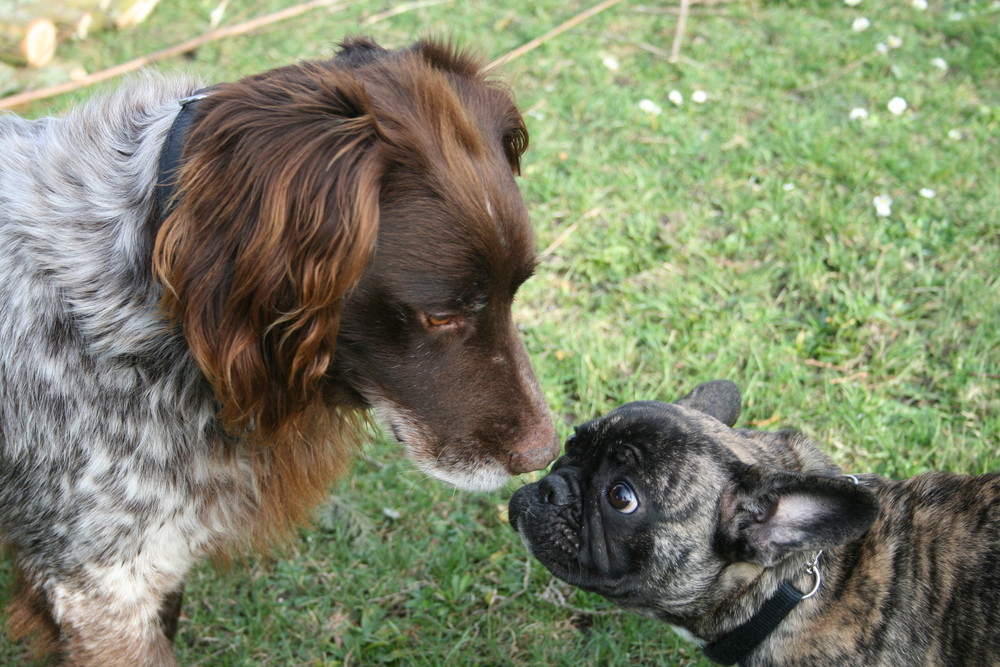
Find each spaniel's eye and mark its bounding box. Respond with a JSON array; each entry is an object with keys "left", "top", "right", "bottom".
[
  {"left": 423, "top": 313, "right": 459, "bottom": 329},
  {"left": 607, "top": 482, "right": 639, "bottom": 514}
]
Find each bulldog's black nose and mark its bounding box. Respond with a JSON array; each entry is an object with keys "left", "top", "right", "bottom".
[{"left": 539, "top": 473, "right": 573, "bottom": 506}]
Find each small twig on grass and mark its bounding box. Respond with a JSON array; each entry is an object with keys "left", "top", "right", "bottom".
[
  {"left": 0, "top": 0, "right": 365, "bottom": 109},
  {"left": 752, "top": 413, "right": 781, "bottom": 427},
  {"left": 593, "top": 32, "right": 672, "bottom": 59},
  {"left": 805, "top": 359, "right": 855, "bottom": 373},
  {"left": 538, "top": 204, "right": 607, "bottom": 259},
  {"left": 791, "top": 52, "right": 878, "bottom": 94},
  {"left": 634, "top": 0, "right": 744, "bottom": 11},
  {"left": 829, "top": 371, "right": 870, "bottom": 385},
  {"left": 540, "top": 222, "right": 579, "bottom": 259},
  {"left": 669, "top": 0, "right": 692, "bottom": 63},
  {"left": 595, "top": 31, "right": 707, "bottom": 67},
  {"left": 489, "top": 0, "right": 627, "bottom": 70},
  {"left": 362, "top": 0, "right": 452, "bottom": 25}
]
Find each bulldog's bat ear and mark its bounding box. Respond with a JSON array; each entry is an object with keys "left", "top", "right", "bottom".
[
  {"left": 716, "top": 466, "right": 879, "bottom": 567},
  {"left": 674, "top": 380, "right": 741, "bottom": 427}
]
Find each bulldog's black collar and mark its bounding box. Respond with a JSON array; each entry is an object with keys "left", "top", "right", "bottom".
[
  {"left": 155, "top": 90, "right": 211, "bottom": 222},
  {"left": 703, "top": 551, "right": 822, "bottom": 665}
]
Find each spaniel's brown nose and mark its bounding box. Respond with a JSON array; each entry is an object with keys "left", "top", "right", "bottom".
[{"left": 508, "top": 437, "right": 560, "bottom": 474}]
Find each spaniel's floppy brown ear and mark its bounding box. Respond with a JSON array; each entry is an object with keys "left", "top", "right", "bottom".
[{"left": 153, "top": 60, "right": 382, "bottom": 441}]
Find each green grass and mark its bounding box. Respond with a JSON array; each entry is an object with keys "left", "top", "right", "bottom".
[{"left": 2, "top": 0, "right": 998, "bottom": 664}]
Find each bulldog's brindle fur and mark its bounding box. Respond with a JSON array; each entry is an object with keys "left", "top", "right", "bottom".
[
  {"left": 510, "top": 381, "right": 999, "bottom": 666},
  {"left": 0, "top": 38, "right": 558, "bottom": 665}
]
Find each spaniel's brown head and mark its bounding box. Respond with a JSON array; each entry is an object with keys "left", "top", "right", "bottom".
[{"left": 154, "top": 38, "right": 557, "bottom": 491}]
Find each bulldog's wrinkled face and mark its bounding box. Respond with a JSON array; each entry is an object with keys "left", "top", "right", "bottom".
[
  {"left": 508, "top": 399, "right": 739, "bottom": 616},
  {"left": 509, "top": 380, "right": 880, "bottom": 626}
]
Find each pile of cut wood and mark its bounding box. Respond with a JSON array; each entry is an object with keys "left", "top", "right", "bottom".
[{"left": 2, "top": 0, "right": 160, "bottom": 68}]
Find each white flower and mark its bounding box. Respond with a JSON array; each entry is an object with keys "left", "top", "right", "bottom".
[
  {"left": 887, "top": 96, "right": 908, "bottom": 115},
  {"left": 783, "top": 183, "right": 796, "bottom": 192},
  {"left": 844, "top": 0, "right": 861, "bottom": 5},
  {"left": 873, "top": 194, "right": 893, "bottom": 217},
  {"left": 692, "top": 89, "right": 708, "bottom": 104},
  {"left": 887, "top": 35, "right": 903, "bottom": 49},
  {"left": 931, "top": 57, "right": 948, "bottom": 71},
  {"left": 639, "top": 99, "right": 662, "bottom": 115},
  {"left": 912, "top": 0, "right": 928, "bottom": 8},
  {"left": 668, "top": 89, "right": 684, "bottom": 106},
  {"left": 876, "top": 42, "right": 889, "bottom": 55},
  {"left": 919, "top": 188, "right": 936, "bottom": 199},
  {"left": 849, "top": 107, "right": 869, "bottom": 120},
  {"left": 948, "top": 128, "right": 962, "bottom": 140},
  {"left": 948, "top": 11, "right": 964, "bottom": 20},
  {"left": 852, "top": 17, "right": 871, "bottom": 31},
  {"left": 602, "top": 56, "right": 620, "bottom": 71}
]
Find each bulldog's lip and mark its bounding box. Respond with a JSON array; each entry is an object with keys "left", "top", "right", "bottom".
[{"left": 540, "top": 558, "right": 638, "bottom": 599}]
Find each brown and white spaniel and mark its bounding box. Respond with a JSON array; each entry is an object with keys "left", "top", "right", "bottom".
[{"left": 0, "top": 37, "right": 557, "bottom": 665}]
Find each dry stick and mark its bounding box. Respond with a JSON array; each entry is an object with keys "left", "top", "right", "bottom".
[
  {"left": 488, "top": 0, "right": 627, "bottom": 70},
  {"left": 669, "top": 0, "right": 692, "bottom": 63},
  {"left": 362, "top": 0, "right": 451, "bottom": 25},
  {"left": 540, "top": 222, "right": 579, "bottom": 258},
  {"left": 0, "top": 0, "right": 363, "bottom": 109},
  {"left": 792, "top": 52, "right": 877, "bottom": 94},
  {"left": 3, "top": 0, "right": 627, "bottom": 108},
  {"left": 634, "top": 0, "right": 743, "bottom": 12},
  {"left": 597, "top": 32, "right": 671, "bottom": 59}
]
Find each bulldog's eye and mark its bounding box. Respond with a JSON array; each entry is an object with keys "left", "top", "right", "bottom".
[{"left": 607, "top": 482, "right": 639, "bottom": 514}]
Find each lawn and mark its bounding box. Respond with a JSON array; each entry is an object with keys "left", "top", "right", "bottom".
[{"left": 1, "top": 0, "right": 997, "bottom": 665}]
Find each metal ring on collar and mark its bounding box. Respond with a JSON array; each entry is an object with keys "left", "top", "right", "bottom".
[{"left": 801, "top": 551, "right": 823, "bottom": 600}]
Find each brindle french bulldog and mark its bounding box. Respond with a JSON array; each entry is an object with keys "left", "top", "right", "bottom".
[{"left": 509, "top": 381, "right": 1000, "bottom": 666}]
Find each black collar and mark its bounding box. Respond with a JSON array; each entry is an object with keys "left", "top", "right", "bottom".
[
  {"left": 155, "top": 91, "right": 210, "bottom": 222},
  {"left": 702, "top": 552, "right": 822, "bottom": 666}
]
